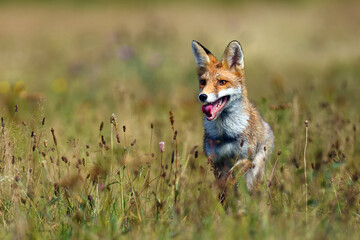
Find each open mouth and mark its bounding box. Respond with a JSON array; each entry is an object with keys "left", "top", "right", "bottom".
[{"left": 202, "top": 96, "right": 230, "bottom": 121}]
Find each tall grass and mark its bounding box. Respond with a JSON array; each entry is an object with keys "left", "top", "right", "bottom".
[{"left": 0, "top": 1, "right": 360, "bottom": 239}]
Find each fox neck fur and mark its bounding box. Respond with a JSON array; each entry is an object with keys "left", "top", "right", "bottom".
[{"left": 203, "top": 92, "right": 263, "bottom": 169}]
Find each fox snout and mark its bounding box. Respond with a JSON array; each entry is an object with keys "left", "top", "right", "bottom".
[{"left": 198, "top": 94, "right": 207, "bottom": 102}]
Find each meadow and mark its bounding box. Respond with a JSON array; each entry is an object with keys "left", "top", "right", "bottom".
[{"left": 0, "top": 1, "right": 360, "bottom": 239}]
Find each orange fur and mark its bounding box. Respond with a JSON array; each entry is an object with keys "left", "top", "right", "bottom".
[{"left": 192, "top": 40, "right": 274, "bottom": 191}]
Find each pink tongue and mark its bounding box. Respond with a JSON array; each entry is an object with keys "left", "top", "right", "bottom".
[{"left": 202, "top": 104, "right": 214, "bottom": 117}]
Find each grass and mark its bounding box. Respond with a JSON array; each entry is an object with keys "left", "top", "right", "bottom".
[{"left": 1, "top": 1, "right": 360, "bottom": 239}]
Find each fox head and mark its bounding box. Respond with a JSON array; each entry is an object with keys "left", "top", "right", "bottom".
[{"left": 192, "top": 40, "right": 247, "bottom": 121}]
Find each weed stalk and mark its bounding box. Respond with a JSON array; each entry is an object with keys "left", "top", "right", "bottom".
[{"left": 304, "top": 120, "right": 309, "bottom": 224}]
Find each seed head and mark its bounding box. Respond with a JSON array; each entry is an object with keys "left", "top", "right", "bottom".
[
  {"left": 51, "top": 128, "right": 57, "bottom": 146},
  {"left": 304, "top": 120, "right": 309, "bottom": 127},
  {"left": 61, "top": 156, "right": 68, "bottom": 163},
  {"left": 110, "top": 115, "right": 115, "bottom": 124},
  {"left": 159, "top": 142, "right": 165, "bottom": 153},
  {"left": 42, "top": 117, "right": 45, "bottom": 126},
  {"left": 100, "top": 121, "right": 104, "bottom": 132},
  {"left": 169, "top": 111, "right": 174, "bottom": 129},
  {"left": 14, "top": 175, "right": 20, "bottom": 182},
  {"left": 110, "top": 114, "right": 121, "bottom": 143},
  {"left": 15, "top": 104, "right": 18, "bottom": 112},
  {"left": 1, "top": 117, "right": 5, "bottom": 135},
  {"left": 171, "top": 150, "right": 175, "bottom": 163}
]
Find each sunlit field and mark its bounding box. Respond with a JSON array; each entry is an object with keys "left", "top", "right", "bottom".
[{"left": 1, "top": 1, "right": 360, "bottom": 239}]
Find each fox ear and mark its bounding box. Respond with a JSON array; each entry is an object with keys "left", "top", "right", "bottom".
[
  {"left": 222, "top": 40, "right": 244, "bottom": 72},
  {"left": 192, "top": 40, "right": 212, "bottom": 68}
]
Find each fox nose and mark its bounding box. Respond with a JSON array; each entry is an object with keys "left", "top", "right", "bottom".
[{"left": 199, "top": 94, "right": 208, "bottom": 102}]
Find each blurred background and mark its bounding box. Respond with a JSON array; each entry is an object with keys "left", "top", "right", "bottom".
[{"left": 0, "top": 0, "right": 359, "bottom": 144}]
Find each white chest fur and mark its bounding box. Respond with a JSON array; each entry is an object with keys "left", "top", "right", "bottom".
[{"left": 203, "top": 100, "right": 250, "bottom": 163}]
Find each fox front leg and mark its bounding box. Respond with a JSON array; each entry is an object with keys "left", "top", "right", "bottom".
[{"left": 245, "top": 146, "right": 267, "bottom": 190}]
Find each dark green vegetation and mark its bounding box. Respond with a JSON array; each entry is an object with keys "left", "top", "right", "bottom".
[{"left": 0, "top": 1, "right": 360, "bottom": 239}]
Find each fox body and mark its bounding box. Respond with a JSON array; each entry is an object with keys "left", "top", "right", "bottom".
[{"left": 192, "top": 40, "right": 274, "bottom": 190}]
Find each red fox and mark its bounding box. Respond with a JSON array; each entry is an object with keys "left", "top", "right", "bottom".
[{"left": 192, "top": 40, "right": 274, "bottom": 190}]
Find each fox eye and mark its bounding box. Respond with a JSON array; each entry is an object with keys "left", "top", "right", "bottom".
[
  {"left": 199, "top": 79, "right": 206, "bottom": 86},
  {"left": 218, "top": 80, "right": 227, "bottom": 86}
]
